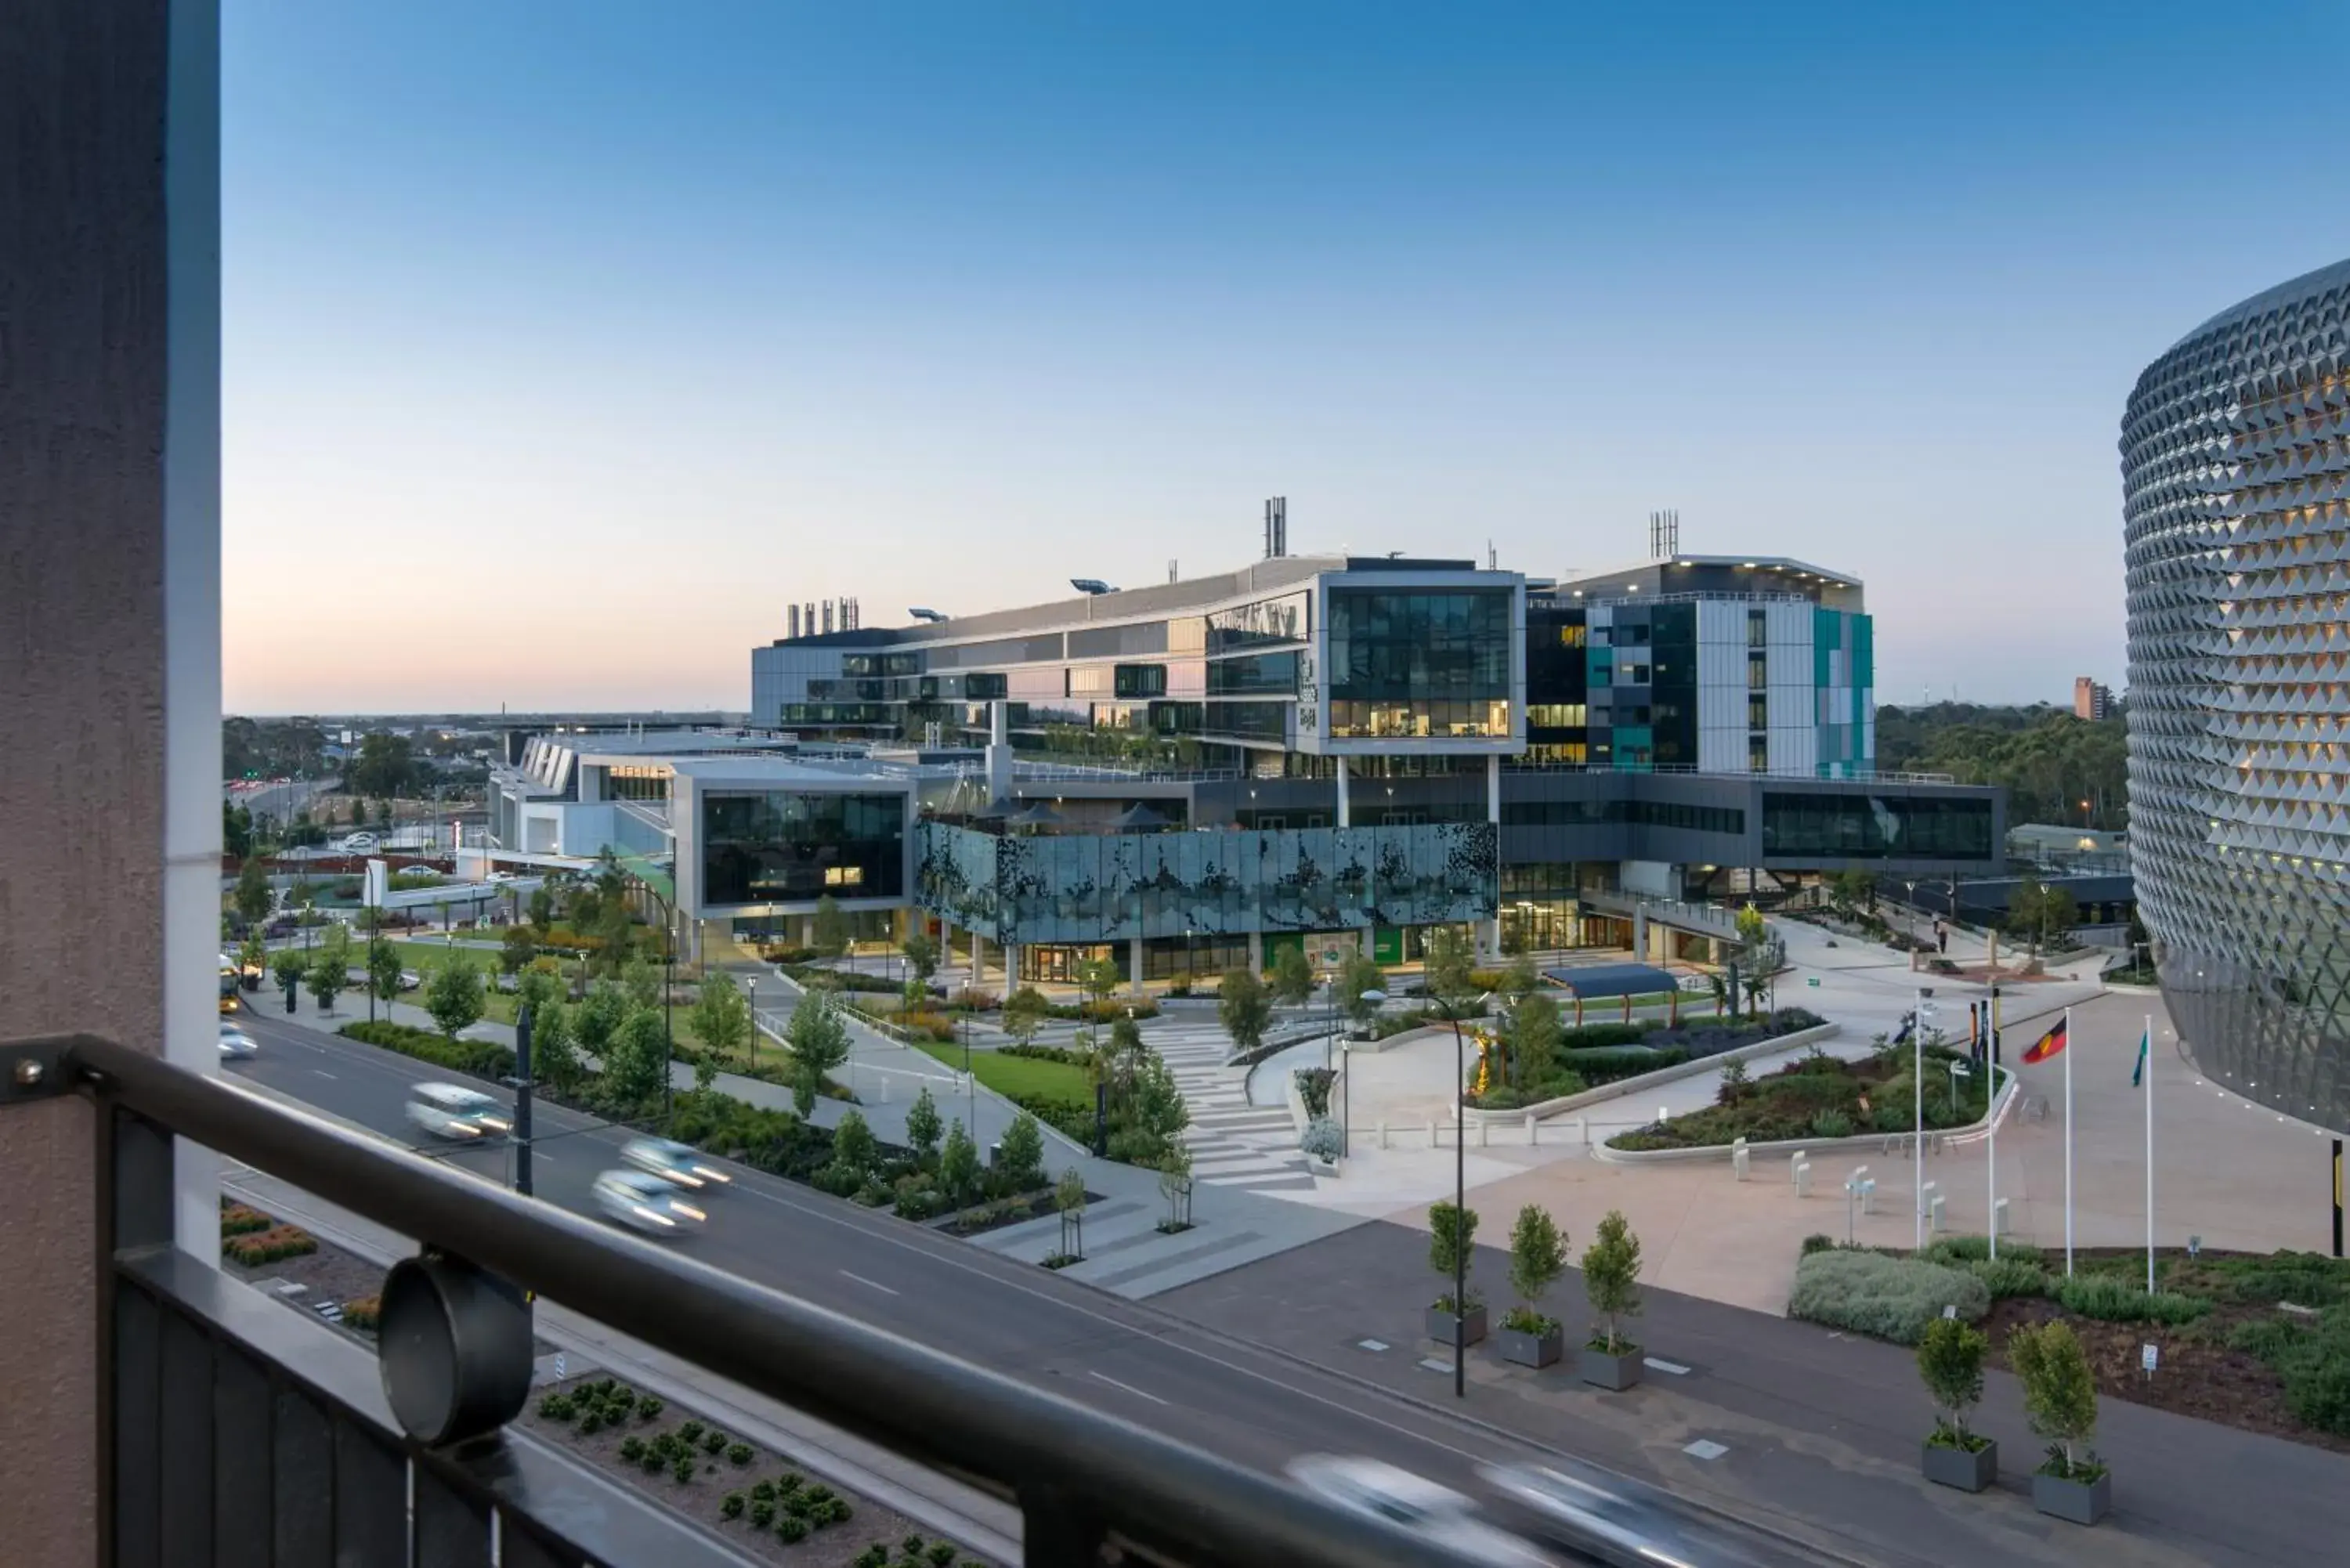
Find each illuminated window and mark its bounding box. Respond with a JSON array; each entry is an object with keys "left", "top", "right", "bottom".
[{"left": 825, "top": 865, "right": 865, "bottom": 888}]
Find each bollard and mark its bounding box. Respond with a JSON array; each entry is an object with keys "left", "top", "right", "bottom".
[
  {"left": 880, "top": 1077, "right": 890, "bottom": 1104},
  {"left": 1793, "top": 1160, "right": 1813, "bottom": 1198},
  {"left": 1377, "top": 1119, "right": 1389, "bottom": 1151},
  {"left": 1732, "top": 1136, "right": 1750, "bottom": 1182},
  {"left": 1428, "top": 1119, "right": 1440, "bottom": 1147},
  {"left": 1524, "top": 1113, "right": 1538, "bottom": 1146},
  {"left": 1929, "top": 1193, "right": 1947, "bottom": 1234},
  {"left": 1477, "top": 1118, "right": 1488, "bottom": 1149},
  {"left": 1861, "top": 1177, "right": 1879, "bottom": 1216},
  {"left": 1993, "top": 1197, "right": 2011, "bottom": 1236},
  {"left": 1574, "top": 1116, "right": 1588, "bottom": 1147},
  {"left": 1790, "top": 1149, "right": 1809, "bottom": 1187}
]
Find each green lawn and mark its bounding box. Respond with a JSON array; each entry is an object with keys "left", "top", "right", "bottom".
[{"left": 911, "top": 1039, "right": 1089, "bottom": 1102}]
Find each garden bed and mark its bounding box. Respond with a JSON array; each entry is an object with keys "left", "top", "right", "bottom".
[
  {"left": 1606, "top": 1039, "right": 1986, "bottom": 1151},
  {"left": 525, "top": 1375, "right": 994, "bottom": 1567}
]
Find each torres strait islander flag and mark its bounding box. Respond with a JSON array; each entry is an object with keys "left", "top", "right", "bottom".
[{"left": 2021, "top": 1017, "right": 2068, "bottom": 1065}]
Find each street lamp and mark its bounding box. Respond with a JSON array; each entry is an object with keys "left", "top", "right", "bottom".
[
  {"left": 1352, "top": 988, "right": 1386, "bottom": 1159},
  {"left": 1913, "top": 988, "right": 1938, "bottom": 1251},
  {"left": 1437, "top": 988, "right": 1496, "bottom": 1400}
]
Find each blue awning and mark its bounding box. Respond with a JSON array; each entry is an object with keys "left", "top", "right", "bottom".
[{"left": 1541, "top": 963, "right": 1680, "bottom": 999}]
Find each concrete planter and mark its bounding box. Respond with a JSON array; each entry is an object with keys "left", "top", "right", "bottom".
[
  {"left": 2031, "top": 1469, "right": 2110, "bottom": 1526},
  {"left": 1307, "top": 1156, "right": 1339, "bottom": 1179},
  {"left": 1426, "top": 1304, "right": 1488, "bottom": 1347},
  {"left": 1460, "top": 1022, "right": 1842, "bottom": 1125},
  {"left": 1499, "top": 1323, "right": 1563, "bottom": 1369},
  {"left": 1922, "top": 1437, "right": 1998, "bottom": 1493},
  {"left": 1578, "top": 1344, "right": 1644, "bottom": 1390}
]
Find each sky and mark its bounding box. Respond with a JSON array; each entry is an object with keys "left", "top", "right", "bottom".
[{"left": 223, "top": 0, "right": 2350, "bottom": 714}]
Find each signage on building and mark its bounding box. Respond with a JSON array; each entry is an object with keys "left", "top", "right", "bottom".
[{"left": 1298, "top": 652, "right": 1319, "bottom": 735}]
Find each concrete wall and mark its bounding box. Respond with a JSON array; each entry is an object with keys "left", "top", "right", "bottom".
[{"left": 0, "top": 2, "right": 213, "bottom": 1559}]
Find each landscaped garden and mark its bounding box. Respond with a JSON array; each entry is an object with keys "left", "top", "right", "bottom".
[
  {"left": 1788, "top": 1235, "right": 2350, "bottom": 1451},
  {"left": 1602, "top": 1037, "right": 1986, "bottom": 1150},
  {"left": 1461, "top": 1002, "right": 1828, "bottom": 1114}
]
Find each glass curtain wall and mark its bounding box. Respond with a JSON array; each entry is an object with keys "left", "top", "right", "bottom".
[
  {"left": 1327, "top": 588, "right": 1513, "bottom": 738},
  {"left": 702, "top": 792, "right": 906, "bottom": 905}
]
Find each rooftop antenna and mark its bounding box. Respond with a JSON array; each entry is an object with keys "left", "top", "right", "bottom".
[
  {"left": 1168, "top": 558, "right": 1178, "bottom": 584},
  {"left": 1264, "top": 497, "right": 1287, "bottom": 559},
  {"left": 1647, "top": 508, "right": 1680, "bottom": 561},
  {"left": 1487, "top": 538, "right": 1497, "bottom": 571}
]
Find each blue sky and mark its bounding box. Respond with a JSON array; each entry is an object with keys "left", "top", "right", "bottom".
[{"left": 223, "top": 1, "right": 2350, "bottom": 712}]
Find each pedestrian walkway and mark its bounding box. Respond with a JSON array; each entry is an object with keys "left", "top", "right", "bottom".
[{"left": 1149, "top": 1021, "right": 1318, "bottom": 1194}]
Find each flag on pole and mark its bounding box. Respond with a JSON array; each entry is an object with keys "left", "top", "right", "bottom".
[
  {"left": 2022, "top": 1017, "right": 2068, "bottom": 1064},
  {"left": 2131, "top": 1024, "right": 2149, "bottom": 1087}
]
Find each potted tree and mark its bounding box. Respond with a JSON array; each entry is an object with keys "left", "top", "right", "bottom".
[
  {"left": 1499, "top": 1205, "right": 1567, "bottom": 1369},
  {"left": 1917, "top": 1317, "right": 1997, "bottom": 1491},
  {"left": 1578, "top": 1209, "right": 1645, "bottom": 1390},
  {"left": 2012, "top": 1321, "right": 2108, "bottom": 1524},
  {"left": 1426, "top": 1201, "right": 1486, "bottom": 1347}
]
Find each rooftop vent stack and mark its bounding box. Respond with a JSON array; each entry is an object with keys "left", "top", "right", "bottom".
[
  {"left": 842, "top": 597, "right": 859, "bottom": 631},
  {"left": 1648, "top": 509, "right": 1681, "bottom": 561},
  {"left": 822, "top": 600, "right": 834, "bottom": 634},
  {"left": 1264, "top": 496, "right": 1287, "bottom": 559},
  {"left": 806, "top": 602, "right": 816, "bottom": 638},
  {"left": 788, "top": 604, "right": 801, "bottom": 640},
  {"left": 1169, "top": 558, "right": 1178, "bottom": 584}
]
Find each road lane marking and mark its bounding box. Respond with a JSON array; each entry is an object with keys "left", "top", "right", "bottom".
[
  {"left": 1683, "top": 1439, "right": 1729, "bottom": 1461},
  {"left": 1087, "top": 1371, "right": 1166, "bottom": 1406},
  {"left": 839, "top": 1270, "right": 900, "bottom": 1296},
  {"left": 313, "top": 1070, "right": 337, "bottom": 1079}
]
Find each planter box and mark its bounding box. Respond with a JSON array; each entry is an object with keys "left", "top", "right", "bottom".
[
  {"left": 1922, "top": 1438, "right": 1998, "bottom": 1494},
  {"left": 1307, "top": 1157, "right": 1339, "bottom": 1179},
  {"left": 2031, "top": 1469, "right": 2110, "bottom": 1526},
  {"left": 1426, "top": 1305, "right": 1488, "bottom": 1348},
  {"left": 1499, "top": 1324, "right": 1563, "bottom": 1369},
  {"left": 1578, "top": 1345, "right": 1644, "bottom": 1390}
]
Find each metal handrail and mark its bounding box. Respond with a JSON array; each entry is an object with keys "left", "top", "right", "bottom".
[{"left": 59, "top": 1033, "right": 1444, "bottom": 1568}]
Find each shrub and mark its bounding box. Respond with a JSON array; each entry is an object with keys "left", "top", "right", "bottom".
[
  {"left": 776, "top": 1515, "right": 809, "bottom": 1544},
  {"left": 577, "top": 1411, "right": 602, "bottom": 1435},
  {"left": 337, "top": 1019, "right": 514, "bottom": 1080},
  {"left": 1924, "top": 1234, "right": 2042, "bottom": 1266},
  {"left": 672, "top": 1454, "right": 695, "bottom": 1483},
  {"left": 537, "top": 1393, "right": 575, "bottom": 1421},
  {"left": 678, "top": 1419, "right": 704, "bottom": 1444},
  {"left": 340, "top": 1295, "right": 381, "bottom": 1331},
  {"left": 749, "top": 1499, "right": 776, "bottom": 1528},
  {"left": 926, "top": 1544, "right": 959, "bottom": 1568},
  {"left": 1300, "top": 1118, "right": 1343, "bottom": 1162},
  {"left": 1969, "top": 1258, "right": 2052, "bottom": 1300},
  {"left": 220, "top": 1202, "right": 274, "bottom": 1237},
  {"left": 1786, "top": 1249, "right": 1990, "bottom": 1345},
  {"left": 721, "top": 1491, "right": 745, "bottom": 1519},
  {"left": 224, "top": 1224, "right": 321, "bottom": 1266},
  {"left": 620, "top": 1436, "right": 645, "bottom": 1462},
  {"left": 606, "top": 1389, "right": 636, "bottom": 1419},
  {"left": 702, "top": 1428, "right": 727, "bottom": 1454},
  {"left": 1292, "top": 1067, "right": 1335, "bottom": 1120},
  {"left": 1557, "top": 1046, "right": 1689, "bottom": 1085},
  {"left": 1808, "top": 1109, "right": 1854, "bottom": 1139},
  {"left": 751, "top": 1479, "right": 776, "bottom": 1502},
  {"left": 727, "top": 1442, "right": 753, "bottom": 1465},
  {"left": 2011, "top": 1320, "right": 2101, "bottom": 1478},
  {"left": 1800, "top": 1234, "right": 1838, "bottom": 1255},
  {"left": 638, "top": 1396, "right": 663, "bottom": 1420},
  {"left": 2055, "top": 1274, "right": 2208, "bottom": 1325},
  {"left": 852, "top": 1547, "right": 889, "bottom": 1568}
]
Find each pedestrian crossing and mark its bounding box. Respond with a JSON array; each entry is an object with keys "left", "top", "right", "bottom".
[{"left": 1147, "top": 1023, "right": 1321, "bottom": 1194}]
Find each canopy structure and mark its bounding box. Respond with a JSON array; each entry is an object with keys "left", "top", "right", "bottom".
[
  {"left": 1540, "top": 962, "right": 1680, "bottom": 999},
  {"left": 1006, "top": 802, "right": 1066, "bottom": 829},
  {"left": 1109, "top": 802, "right": 1171, "bottom": 830}
]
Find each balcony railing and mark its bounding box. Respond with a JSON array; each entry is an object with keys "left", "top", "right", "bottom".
[{"left": 35, "top": 1031, "right": 1452, "bottom": 1568}]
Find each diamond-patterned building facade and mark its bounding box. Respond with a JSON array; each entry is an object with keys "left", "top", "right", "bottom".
[{"left": 2123, "top": 257, "right": 2350, "bottom": 1128}]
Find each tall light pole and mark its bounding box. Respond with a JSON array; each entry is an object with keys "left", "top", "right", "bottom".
[
  {"left": 1356, "top": 988, "right": 1386, "bottom": 1162},
  {"left": 1914, "top": 986, "right": 1936, "bottom": 1251}
]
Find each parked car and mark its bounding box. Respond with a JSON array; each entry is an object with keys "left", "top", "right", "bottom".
[
  {"left": 591, "top": 1169, "right": 706, "bottom": 1237},
  {"left": 1285, "top": 1458, "right": 1546, "bottom": 1567},
  {"left": 620, "top": 1137, "right": 732, "bottom": 1191}
]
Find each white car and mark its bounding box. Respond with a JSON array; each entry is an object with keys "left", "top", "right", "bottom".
[
  {"left": 342, "top": 832, "right": 378, "bottom": 851},
  {"left": 1479, "top": 1461, "right": 1748, "bottom": 1567},
  {"left": 591, "top": 1169, "right": 707, "bottom": 1236},
  {"left": 217, "top": 1023, "right": 258, "bottom": 1060},
  {"left": 1285, "top": 1457, "right": 1547, "bottom": 1567},
  {"left": 403, "top": 1082, "right": 510, "bottom": 1140},
  {"left": 620, "top": 1136, "right": 731, "bottom": 1191}
]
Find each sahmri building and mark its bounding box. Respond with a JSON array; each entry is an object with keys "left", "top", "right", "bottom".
[{"left": 2123, "top": 258, "right": 2350, "bottom": 1126}]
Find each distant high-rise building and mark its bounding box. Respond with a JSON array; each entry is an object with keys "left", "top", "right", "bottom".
[{"left": 2072, "top": 677, "right": 2113, "bottom": 721}]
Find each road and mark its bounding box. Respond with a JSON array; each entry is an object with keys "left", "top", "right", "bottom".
[
  {"left": 222, "top": 1011, "right": 2296, "bottom": 1568},
  {"left": 227, "top": 775, "right": 332, "bottom": 826}
]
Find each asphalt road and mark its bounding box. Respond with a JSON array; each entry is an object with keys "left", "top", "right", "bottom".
[{"left": 221, "top": 1012, "right": 2265, "bottom": 1568}]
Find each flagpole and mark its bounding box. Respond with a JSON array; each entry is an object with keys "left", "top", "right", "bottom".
[
  {"left": 2146, "top": 1013, "right": 2155, "bottom": 1295},
  {"left": 1987, "top": 1052, "right": 1998, "bottom": 1263},
  {"left": 2063, "top": 1005, "right": 2074, "bottom": 1278}
]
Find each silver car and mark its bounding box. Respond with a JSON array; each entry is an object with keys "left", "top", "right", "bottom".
[
  {"left": 1285, "top": 1457, "right": 1547, "bottom": 1567},
  {"left": 1479, "top": 1461, "right": 1759, "bottom": 1568},
  {"left": 217, "top": 1022, "right": 258, "bottom": 1060},
  {"left": 591, "top": 1169, "right": 707, "bottom": 1237},
  {"left": 620, "top": 1136, "right": 731, "bottom": 1191}
]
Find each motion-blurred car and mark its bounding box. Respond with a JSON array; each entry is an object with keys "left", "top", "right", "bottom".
[
  {"left": 621, "top": 1136, "right": 732, "bottom": 1191},
  {"left": 217, "top": 1022, "right": 258, "bottom": 1060},
  {"left": 1479, "top": 1461, "right": 1759, "bottom": 1568},
  {"left": 591, "top": 1169, "right": 707, "bottom": 1236},
  {"left": 1285, "top": 1457, "right": 1547, "bottom": 1566},
  {"left": 403, "top": 1082, "right": 510, "bottom": 1140}
]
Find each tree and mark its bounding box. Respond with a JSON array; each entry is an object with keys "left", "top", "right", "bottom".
[
  {"left": 1076, "top": 956, "right": 1122, "bottom": 1046},
  {"left": 1107, "top": 1053, "right": 1188, "bottom": 1167},
  {"left": 236, "top": 931, "right": 267, "bottom": 989},
  {"left": 1429, "top": 1201, "right": 1480, "bottom": 1313},
  {"left": 499, "top": 923, "right": 536, "bottom": 977},
  {"left": 1917, "top": 1317, "right": 1989, "bottom": 1448},
  {"left": 1423, "top": 924, "right": 1477, "bottom": 1013},
  {"left": 223, "top": 800, "right": 254, "bottom": 861},
  {"left": 1001, "top": 985, "right": 1048, "bottom": 1047},
  {"left": 810, "top": 894, "right": 850, "bottom": 960},
  {"left": 621, "top": 956, "right": 662, "bottom": 1015},
  {"left": 692, "top": 971, "right": 752, "bottom": 1067},
  {"left": 997, "top": 1113, "right": 1046, "bottom": 1190},
  {"left": 784, "top": 990, "right": 850, "bottom": 1116},
  {"left": 271, "top": 948, "right": 307, "bottom": 1005},
  {"left": 831, "top": 1110, "right": 879, "bottom": 1180},
  {"left": 939, "top": 1122, "right": 982, "bottom": 1205},
  {"left": 306, "top": 926, "right": 351, "bottom": 1015},
  {"left": 1502, "top": 990, "right": 1562, "bottom": 1089},
  {"left": 424, "top": 956, "right": 486, "bottom": 1039},
  {"left": 2009, "top": 1320, "right": 2099, "bottom": 1477},
  {"left": 1270, "top": 943, "right": 1315, "bottom": 1007},
  {"left": 1505, "top": 1205, "right": 1567, "bottom": 1334},
  {"left": 1156, "top": 1141, "right": 1195, "bottom": 1231},
  {"left": 1499, "top": 955, "right": 1540, "bottom": 1001},
  {"left": 345, "top": 797, "right": 365, "bottom": 828},
  {"left": 1581, "top": 1209, "right": 1644, "bottom": 1354},
  {"left": 1054, "top": 1167, "right": 1088, "bottom": 1259},
  {"left": 902, "top": 930, "right": 940, "bottom": 994},
  {"left": 602, "top": 1009, "right": 670, "bottom": 1107},
  {"left": 1217, "top": 966, "right": 1273, "bottom": 1057},
  {"left": 366, "top": 940, "right": 403, "bottom": 1010},
  {"left": 1341, "top": 953, "right": 1387, "bottom": 1028},
  {"left": 347, "top": 732, "right": 418, "bottom": 800},
  {"left": 527, "top": 884, "right": 555, "bottom": 930},
  {"left": 374, "top": 798, "right": 392, "bottom": 829},
  {"left": 575, "top": 979, "right": 627, "bottom": 1057},
  {"left": 904, "top": 1086, "right": 944, "bottom": 1165},
  {"left": 2006, "top": 876, "right": 2079, "bottom": 961},
  {"left": 530, "top": 1000, "right": 580, "bottom": 1096},
  {"left": 233, "top": 855, "right": 272, "bottom": 926}
]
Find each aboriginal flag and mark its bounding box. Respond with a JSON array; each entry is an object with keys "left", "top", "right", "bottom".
[{"left": 2021, "top": 1017, "right": 2067, "bottom": 1064}]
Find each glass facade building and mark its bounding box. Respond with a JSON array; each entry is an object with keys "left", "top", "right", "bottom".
[
  {"left": 2122, "top": 256, "right": 2350, "bottom": 1126},
  {"left": 700, "top": 791, "right": 906, "bottom": 907}
]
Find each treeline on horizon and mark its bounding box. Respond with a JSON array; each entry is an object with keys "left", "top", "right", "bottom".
[{"left": 1873, "top": 703, "right": 2127, "bottom": 832}]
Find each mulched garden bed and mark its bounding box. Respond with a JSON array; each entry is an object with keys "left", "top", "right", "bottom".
[{"left": 523, "top": 1375, "right": 995, "bottom": 1568}]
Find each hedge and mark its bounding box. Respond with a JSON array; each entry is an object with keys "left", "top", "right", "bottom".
[
  {"left": 339, "top": 1020, "right": 515, "bottom": 1081},
  {"left": 1786, "top": 1248, "right": 1990, "bottom": 1344}
]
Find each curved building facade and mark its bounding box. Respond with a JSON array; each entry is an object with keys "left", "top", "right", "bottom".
[{"left": 2122, "top": 258, "right": 2350, "bottom": 1127}]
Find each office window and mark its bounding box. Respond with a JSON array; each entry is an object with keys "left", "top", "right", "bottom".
[
  {"left": 1326, "top": 589, "right": 1512, "bottom": 701},
  {"left": 1749, "top": 739, "right": 1769, "bottom": 772},
  {"left": 1206, "top": 651, "right": 1300, "bottom": 696},
  {"left": 1748, "top": 609, "right": 1768, "bottom": 648},
  {"left": 1760, "top": 793, "right": 1995, "bottom": 860},
  {"left": 1748, "top": 654, "right": 1768, "bottom": 690},
  {"left": 1748, "top": 694, "right": 1769, "bottom": 729},
  {"left": 702, "top": 791, "right": 905, "bottom": 905},
  {"left": 1114, "top": 663, "right": 1167, "bottom": 699}
]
